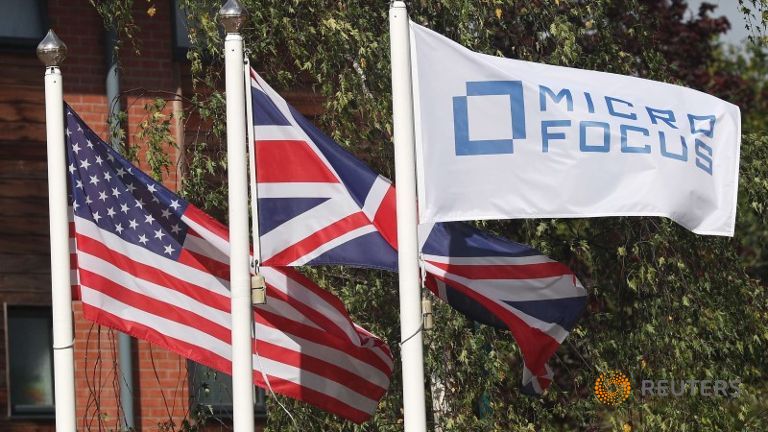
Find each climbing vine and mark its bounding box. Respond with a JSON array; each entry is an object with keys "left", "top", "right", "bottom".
[{"left": 92, "top": 1, "right": 768, "bottom": 430}]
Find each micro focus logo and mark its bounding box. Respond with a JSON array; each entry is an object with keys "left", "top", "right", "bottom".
[
  {"left": 451, "top": 81, "right": 718, "bottom": 176},
  {"left": 452, "top": 81, "right": 526, "bottom": 155},
  {"left": 594, "top": 370, "right": 632, "bottom": 406}
]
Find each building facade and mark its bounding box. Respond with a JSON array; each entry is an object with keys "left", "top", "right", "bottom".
[{"left": 0, "top": 0, "right": 320, "bottom": 430}]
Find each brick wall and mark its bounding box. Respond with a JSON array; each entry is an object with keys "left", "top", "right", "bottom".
[
  {"left": 0, "top": 1, "right": 245, "bottom": 430},
  {"left": 72, "top": 303, "right": 193, "bottom": 432}
]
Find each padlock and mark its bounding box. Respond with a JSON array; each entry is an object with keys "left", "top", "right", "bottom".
[
  {"left": 251, "top": 274, "right": 266, "bottom": 305},
  {"left": 422, "top": 297, "right": 434, "bottom": 330}
]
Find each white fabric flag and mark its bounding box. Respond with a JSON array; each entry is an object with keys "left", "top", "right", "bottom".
[{"left": 409, "top": 22, "right": 741, "bottom": 236}]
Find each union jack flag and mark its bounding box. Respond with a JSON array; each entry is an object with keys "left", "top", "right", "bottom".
[
  {"left": 419, "top": 222, "right": 586, "bottom": 393},
  {"left": 249, "top": 69, "right": 587, "bottom": 393},
  {"left": 250, "top": 71, "right": 398, "bottom": 270},
  {"left": 64, "top": 105, "right": 393, "bottom": 423}
]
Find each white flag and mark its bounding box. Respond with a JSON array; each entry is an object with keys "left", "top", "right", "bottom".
[{"left": 409, "top": 22, "right": 741, "bottom": 236}]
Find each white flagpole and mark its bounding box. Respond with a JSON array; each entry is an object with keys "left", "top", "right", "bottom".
[
  {"left": 389, "top": 3, "right": 428, "bottom": 432},
  {"left": 37, "top": 30, "right": 77, "bottom": 432},
  {"left": 220, "top": 1, "right": 255, "bottom": 431}
]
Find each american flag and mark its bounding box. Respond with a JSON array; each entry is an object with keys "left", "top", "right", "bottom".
[
  {"left": 248, "top": 69, "right": 587, "bottom": 393},
  {"left": 64, "top": 105, "right": 394, "bottom": 423}
]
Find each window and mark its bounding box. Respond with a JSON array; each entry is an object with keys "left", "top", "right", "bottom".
[
  {"left": 171, "top": 0, "right": 222, "bottom": 61},
  {"left": 172, "top": 0, "right": 192, "bottom": 59},
  {"left": 0, "top": 0, "right": 48, "bottom": 49},
  {"left": 188, "top": 361, "right": 266, "bottom": 419},
  {"left": 4, "top": 305, "right": 54, "bottom": 418}
]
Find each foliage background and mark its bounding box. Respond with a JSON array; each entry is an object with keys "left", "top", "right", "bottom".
[{"left": 91, "top": 0, "right": 768, "bottom": 430}]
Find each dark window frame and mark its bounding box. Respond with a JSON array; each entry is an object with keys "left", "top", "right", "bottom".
[
  {"left": 170, "top": 0, "right": 224, "bottom": 62},
  {"left": 0, "top": 0, "right": 50, "bottom": 52},
  {"left": 4, "top": 303, "right": 56, "bottom": 420},
  {"left": 170, "top": 0, "right": 191, "bottom": 61}
]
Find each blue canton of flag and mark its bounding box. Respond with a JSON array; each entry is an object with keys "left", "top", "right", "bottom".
[{"left": 66, "top": 111, "right": 190, "bottom": 261}]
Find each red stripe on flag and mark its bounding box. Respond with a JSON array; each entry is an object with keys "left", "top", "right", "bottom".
[
  {"left": 81, "top": 302, "right": 233, "bottom": 375},
  {"left": 80, "top": 274, "right": 389, "bottom": 395},
  {"left": 372, "top": 186, "right": 398, "bottom": 249},
  {"left": 256, "top": 140, "right": 339, "bottom": 183},
  {"left": 427, "top": 260, "right": 572, "bottom": 280},
  {"left": 70, "top": 252, "right": 80, "bottom": 300},
  {"left": 81, "top": 291, "right": 381, "bottom": 424},
  {"left": 251, "top": 373, "right": 373, "bottom": 424},
  {"left": 184, "top": 205, "right": 230, "bottom": 241},
  {"left": 252, "top": 339, "right": 388, "bottom": 397},
  {"left": 263, "top": 212, "right": 371, "bottom": 266},
  {"left": 75, "top": 234, "right": 230, "bottom": 311},
  {"left": 178, "top": 249, "right": 230, "bottom": 280},
  {"left": 428, "top": 273, "right": 560, "bottom": 377},
  {"left": 80, "top": 267, "right": 390, "bottom": 397},
  {"left": 276, "top": 267, "right": 359, "bottom": 327},
  {"left": 79, "top": 269, "right": 232, "bottom": 341},
  {"left": 267, "top": 268, "right": 394, "bottom": 368},
  {"left": 353, "top": 323, "right": 394, "bottom": 360},
  {"left": 261, "top": 281, "right": 353, "bottom": 341},
  {"left": 254, "top": 306, "right": 392, "bottom": 376}
]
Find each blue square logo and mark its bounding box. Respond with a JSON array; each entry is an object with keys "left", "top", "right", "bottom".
[{"left": 453, "top": 81, "right": 526, "bottom": 156}]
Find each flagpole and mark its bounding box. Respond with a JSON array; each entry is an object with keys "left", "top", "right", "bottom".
[
  {"left": 220, "top": 2, "right": 255, "bottom": 431},
  {"left": 37, "top": 30, "right": 77, "bottom": 432},
  {"left": 389, "top": 3, "right": 428, "bottom": 432}
]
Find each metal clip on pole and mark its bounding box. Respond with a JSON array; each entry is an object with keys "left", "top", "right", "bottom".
[
  {"left": 422, "top": 297, "right": 434, "bottom": 331},
  {"left": 251, "top": 273, "right": 266, "bottom": 305}
]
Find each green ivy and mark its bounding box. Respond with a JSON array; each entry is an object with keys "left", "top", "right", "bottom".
[
  {"left": 137, "top": 98, "right": 178, "bottom": 181},
  {"left": 91, "top": 1, "right": 768, "bottom": 430},
  {"left": 90, "top": 0, "right": 139, "bottom": 56}
]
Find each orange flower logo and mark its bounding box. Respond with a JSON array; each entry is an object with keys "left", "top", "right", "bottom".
[{"left": 594, "top": 370, "right": 631, "bottom": 406}]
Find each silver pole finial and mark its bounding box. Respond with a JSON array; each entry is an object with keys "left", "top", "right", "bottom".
[
  {"left": 219, "top": 0, "right": 247, "bottom": 34},
  {"left": 36, "top": 29, "right": 68, "bottom": 67}
]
